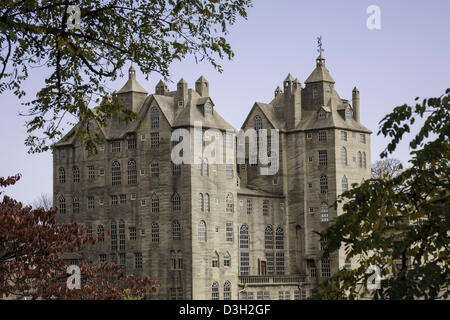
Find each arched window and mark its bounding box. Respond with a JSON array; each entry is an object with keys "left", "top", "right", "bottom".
[
  {"left": 97, "top": 225, "right": 105, "bottom": 242},
  {"left": 204, "top": 193, "right": 210, "bottom": 212},
  {"left": 172, "top": 193, "right": 181, "bottom": 211},
  {"left": 357, "top": 151, "right": 362, "bottom": 168},
  {"left": 172, "top": 220, "right": 181, "bottom": 240},
  {"left": 177, "top": 250, "right": 183, "bottom": 269},
  {"left": 151, "top": 194, "right": 159, "bottom": 213},
  {"left": 150, "top": 107, "right": 159, "bottom": 128},
  {"left": 226, "top": 193, "right": 233, "bottom": 212},
  {"left": 320, "top": 203, "right": 329, "bottom": 222},
  {"left": 59, "top": 195, "right": 66, "bottom": 214},
  {"left": 119, "top": 220, "right": 125, "bottom": 250},
  {"left": 72, "top": 166, "right": 80, "bottom": 183},
  {"left": 223, "top": 281, "right": 231, "bottom": 300},
  {"left": 198, "top": 221, "right": 206, "bottom": 241},
  {"left": 320, "top": 175, "right": 328, "bottom": 194},
  {"left": 224, "top": 252, "right": 231, "bottom": 267},
  {"left": 202, "top": 158, "right": 208, "bottom": 176},
  {"left": 240, "top": 224, "right": 249, "bottom": 249},
  {"left": 110, "top": 221, "right": 117, "bottom": 251},
  {"left": 170, "top": 251, "right": 176, "bottom": 269},
  {"left": 59, "top": 167, "right": 66, "bottom": 184},
  {"left": 198, "top": 193, "right": 204, "bottom": 212},
  {"left": 212, "top": 251, "right": 219, "bottom": 267},
  {"left": 341, "top": 147, "right": 347, "bottom": 165},
  {"left": 275, "top": 227, "right": 284, "bottom": 249},
  {"left": 211, "top": 282, "right": 219, "bottom": 300},
  {"left": 127, "top": 159, "right": 137, "bottom": 185},
  {"left": 72, "top": 196, "right": 79, "bottom": 214},
  {"left": 265, "top": 226, "right": 273, "bottom": 249},
  {"left": 363, "top": 152, "right": 367, "bottom": 168},
  {"left": 342, "top": 176, "right": 348, "bottom": 192},
  {"left": 112, "top": 161, "right": 121, "bottom": 185},
  {"left": 254, "top": 115, "right": 262, "bottom": 131},
  {"left": 151, "top": 223, "right": 159, "bottom": 243}
]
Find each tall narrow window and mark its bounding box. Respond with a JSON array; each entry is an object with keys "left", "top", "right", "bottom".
[
  {"left": 119, "top": 253, "right": 126, "bottom": 271},
  {"left": 226, "top": 164, "right": 233, "bottom": 178},
  {"left": 224, "top": 281, "right": 231, "bottom": 300},
  {"left": 87, "top": 196, "right": 94, "bottom": 209},
  {"left": 59, "top": 196, "right": 66, "bottom": 214},
  {"left": 111, "top": 161, "right": 121, "bottom": 185},
  {"left": 72, "top": 196, "right": 79, "bottom": 214},
  {"left": 172, "top": 163, "right": 181, "bottom": 176},
  {"left": 151, "top": 132, "right": 160, "bottom": 148},
  {"left": 211, "top": 282, "right": 219, "bottom": 300},
  {"left": 341, "top": 147, "right": 347, "bottom": 165},
  {"left": 226, "top": 222, "right": 233, "bottom": 242},
  {"left": 246, "top": 199, "right": 253, "bottom": 215},
  {"left": 204, "top": 193, "right": 210, "bottom": 212},
  {"left": 263, "top": 200, "right": 270, "bottom": 216},
  {"left": 151, "top": 194, "right": 159, "bottom": 213},
  {"left": 198, "top": 221, "right": 206, "bottom": 241},
  {"left": 177, "top": 251, "right": 183, "bottom": 269},
  {"left": 360, "top": 134, "right": 366, "bottom": 144},
  {"left": 72, "top": 167, "right": 80, "bottom": 183},
  {"left": 127, "top": 135, "right": 136, "bottom": 150},
  {"left": 224, "top": 252, "right": 231, "bottom": 267},
  {"left": 129, "top": 227, "right": 137, "bottom": 241},
  {"left": 151, "top": 223, "right": 159, "bottom": 243},
  {"left": 170, "top": 251, "right": 176, "bottom": 269},
  {"left": 135, "top": 252, "right": 142, "bottom": 269},
  {"left": 240, "top": 224, "right": 249, "bottom": 249},
  {"left": 275, "top": 227, "right": 284, "bottom": 250},
  {"left": 202, "top": 158, "right": 208, "bottom": 176},
  {"left": 342, "top": 176, "right": 348, "bottom": 192},
  {"left": 318, "top": 150, "right": 328, "bottom": 166},
  {"left": 97, "top": 225, "right": 104, "bottom": 242},
  {"left": 276, "top": 252, "right": 285, "bottom": 275},
  {"left": 150, "top": 162, "right": 159, "bottom": 177},
  {"left": 226, "top": 193, "right": 233, "bottom": 212},
  {"left": 212, "top": 251, "right": 219, "bottom": 267},
  {"left": 266, "top": 252, "right": 274, "bottom": 275},
  {"left": 363, "top": 152, "right": 367, "bottom": 168},
  {"left": 172, "top": 220, "right": 181, "bottom": 240},
  {"left": 88, "top": 165, "right": 95, "bottom": 180},
  {"left": 198, "top": 193, "right": 204, "bottom": 212},
  {"left": 320, "top": 203, "right": 329, "bottom": 222},
  {"left": 111, "top": 221, "right": 117, "bottom": 250},
  {"left": 341, "top": 131, "right": 347, "bottom": 141},
  {"left": 254, "top": 115, "right": 263, "bottom": 133},
  {"left": 150, "top": 108, "right": 159, "bottom": 128},
  {"left": 59, "top": 167, "right": 66, "bottom": 184},
  {"left": 127, "top": 160, "right": 137, "bottom": 185},
  {"left": 265, "top": 226, "right": 273, "bottom": 249},
  {"left": 240, "top": 252, "right": 249, "bottom": 275},
  {"left": 320, "top": 175, "right": 328, "bottom": 194},
  {"left": 358, "top": 151, "right": 362, "bottom": 168},
  {"left": 172, "top": 193, "right": 181, "bottom": 212},
  {"left": 119, "top": 220, "right": 125, "bottom": 250},
  {"left": 321, "top": 259, "right": 331, "bottom": 278}
]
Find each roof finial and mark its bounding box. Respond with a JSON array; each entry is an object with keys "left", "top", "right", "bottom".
[{"left": 129, "top": 65, "right": 136, "bottom": 80}]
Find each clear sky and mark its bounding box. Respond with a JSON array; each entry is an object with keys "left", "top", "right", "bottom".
[{"left": 1, "top": 0, "right": 449, "bottom": 205}]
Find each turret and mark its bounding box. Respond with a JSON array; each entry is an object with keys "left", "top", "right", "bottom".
[
  {"left": 117, "top": 66, "right": 148, "bottom": 113},
  {"left": 176, "top": 78, "right": 188, "bottom": 108},
  {"left": 195, "top": 76, "right": 209, "bottom": 97},
  {"left": 352, "top": 87, "right": 360, "bottom": 122},
  {"left": 155, "top": 79, "right": 169, "bottom": 95}
]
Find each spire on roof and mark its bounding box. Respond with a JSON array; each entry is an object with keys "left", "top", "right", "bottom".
[
  {"left": 117, "top": 65, "right": 147, "bottom": 94},
  {"left": 196, "top": 75, "right": 208, "bottom": 83},
  {"left": 305, "top": 54, "right": 335, "bottom": 84},
  {"left": 284, "top": 73, "right": 295, "bottom": 82}
]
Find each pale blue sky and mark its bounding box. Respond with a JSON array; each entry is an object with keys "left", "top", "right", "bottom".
[{"left": 1, "top": 0, "right": 449, "bottom": 204}]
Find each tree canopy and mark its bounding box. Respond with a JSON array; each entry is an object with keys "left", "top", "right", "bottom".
[
  {"left": 316, "top": 89, "right": 450, "bottom": 299},
  {"left": 0, "top": 0, "right": 252, "bottom": 153}
]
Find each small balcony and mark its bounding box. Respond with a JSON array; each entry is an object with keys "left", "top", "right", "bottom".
[{"left": 238, "top": 274, "right": 307, "bottom": 287}]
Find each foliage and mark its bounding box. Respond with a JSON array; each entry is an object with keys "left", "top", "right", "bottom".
[
  {"left": 0, "top": 0, "right": 252, "bottom": 153},
  {"left": 0, "top": 174, "right": 160, "bottom": 299},
  {"left": 371, "top": 158, "right": 402, "bottom": 179},
  {"left": 315, "top": 89, "right": 450, "bottom": 299}
]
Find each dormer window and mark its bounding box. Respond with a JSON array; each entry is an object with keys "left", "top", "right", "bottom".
[
  {"left": 345, "top": 108, "right": 353, "bottom": 120},
  {"left": 318, "top": 110, "right": 326, "bottom": 119},
  {"left": 204, "top": 102, "right": 212, "bottom": 115}
]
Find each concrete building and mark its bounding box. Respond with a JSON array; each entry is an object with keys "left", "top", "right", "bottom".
[{"left": 53, "top": 54, "right": 371, "bottom": 300}]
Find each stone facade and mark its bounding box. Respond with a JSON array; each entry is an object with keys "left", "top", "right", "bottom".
[{"left": 53, "top": 54, "right": 371, "bottom": 300}]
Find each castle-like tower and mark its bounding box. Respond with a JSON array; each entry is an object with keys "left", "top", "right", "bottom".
[{"left": 53, "top": 54, "right": 371, "bottom": 300}]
